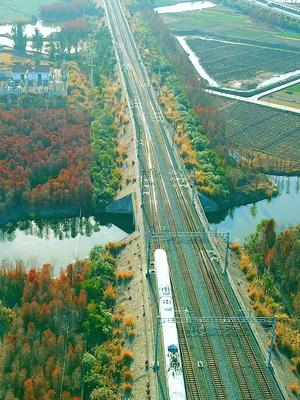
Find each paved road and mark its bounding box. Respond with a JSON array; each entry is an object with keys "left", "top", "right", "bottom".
[
  {"left": 176, "top": 36, "right": 300, "bottom": 114},
  {"left": 250, "top": 0, "right": 300, "bottom": 19},
  {"left": 206, "top": 78, "right": 300, "bottom": 114},
  {"left": 104, "top": 0, "right": 286, "bottom": 398}
]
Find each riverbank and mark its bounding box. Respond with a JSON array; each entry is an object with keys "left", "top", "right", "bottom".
[{"left": 209, "top": 175, "right": 300, "bottom": 242}]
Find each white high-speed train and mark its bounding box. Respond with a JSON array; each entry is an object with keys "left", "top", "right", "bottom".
[{"left": 154, "top": 249, "right": 187, "bottom": 400}]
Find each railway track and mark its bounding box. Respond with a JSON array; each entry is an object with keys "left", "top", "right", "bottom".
[
  {"left": 105, "top": 1, "right": 284, "bottom": 398},
  {"left": 154, "top": 173, "right": 227, "bottom": 399},
  {"left": 172, "top": 172, "right": 279, "bottom": 399},
  {"left": 143, "top": 116, "right": 279, "bottom": 399}
]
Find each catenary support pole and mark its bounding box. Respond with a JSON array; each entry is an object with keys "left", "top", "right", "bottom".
[
  {"left": 268, "top": 316, "right": 277, "bottom": 371},
  {"left": 153, "top": 316, "right": 160, "bottom": 373},
  {"left": 146, "top": 232, "right": 151, "bottom": 277},
  {"left": 224, "top": 231, "right": 230, "bottom": 275}
]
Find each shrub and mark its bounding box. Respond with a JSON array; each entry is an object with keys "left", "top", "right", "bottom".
[
  {"left": 122, "top": 383, "right": 133, "bottom": 395},
  {"left": 291, "top": 357, "right": 300, "bottom": 373},
  {"left": 246, "top": 267, "right": 257, "bottom": 281},
  {"left": 118, "top": 349, "right": 134, "bottom": 366},
  {"left": 113, "top": 313, "right": 123, "bottom": 325},
  {"left": 105, "top": 241, "right": 126, "bottom": 256},
  {"left": 123, "top": 314, "right": 135, "bottom": 327},
  {"left": 116, "top": 270, "right": 133, "bottom": 284},
  {"left": 288, "top": 382, "right": 299, "bottom": 395},
  {"left": 104, "top": 285, "right": 117, "bottom": 307},
  {"left": 122, "top": 369, "right": 133, "bottom": 383},
  {"left": 230, "top": 242, "right": 241, "bottom": 255}
]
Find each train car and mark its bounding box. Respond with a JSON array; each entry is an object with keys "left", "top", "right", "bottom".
[{"left": 154, "top": 249, "right": 187, "bottom": 400}]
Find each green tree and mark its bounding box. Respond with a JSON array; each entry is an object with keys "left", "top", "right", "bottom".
[
  {"left": 11, "top": 23, "right": 27, "bottom": 51},
  {"left": 90, "top": 387, "right": 117, "bottom": 400},
  {"left": 83, "top": 303, "right": 113, "bottom": 348},
  {"left": 32, "top": 28, "right": 44, "bottom": 53}
]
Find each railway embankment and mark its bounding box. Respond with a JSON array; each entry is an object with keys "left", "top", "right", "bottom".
[{"left": 111, "top": 61, "right": 158, "bottom": 399}]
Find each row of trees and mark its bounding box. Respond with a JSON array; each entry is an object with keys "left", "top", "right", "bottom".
[
  {"left": 236, "top": 220, "right": 300, "bottom": 377},
  {"left": 11, "top": 18, "right": 88, "bottom": 55},
  {"left": 11, "top": 23, "right": 43, "bottom": 52},
  {"left": 131, "top": 0, "right": 300, "bottom": 31},
  {"left": 39, "top": 0, "right": 103, "bottom": 22},
  {"left": 0, "top": 244, "right": 132, "bottom": 399},
  {"left": 244, "top": 219, "right": 300, "bottom": 315},
  {"left": 218, "top": 0, "right": 300, "bottom": 32}
]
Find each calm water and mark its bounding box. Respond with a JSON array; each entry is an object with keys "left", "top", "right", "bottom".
[
  {"left": 0, "top": 216, "right": 132, "bottom": 274},
  {"left": 0, "top": 20, "right": 59, "bottom": 51},
  {"left": 208, "top": 176, "right": 300, "bottom": 243}
]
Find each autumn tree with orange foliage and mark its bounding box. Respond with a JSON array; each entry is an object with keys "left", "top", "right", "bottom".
[
  {"left": 0, "top": 243, "right": 132, "bottom": 400},
  {"left": 241, "top": 219, "right": 300, "bottom": 379}
]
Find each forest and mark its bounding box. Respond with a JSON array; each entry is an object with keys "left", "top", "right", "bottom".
[
  {"left": 39, "top": 0, "right": 103, "bottom": 22},
  {"left": 0, "top": 22, "right": 123, "bottom": 219},
  {"left": 0, "top": 109, "right": 92, "bottom": 210},
  {"left": 0, "top": 244, "right": 134, "bottom": 399},
  {"left": 234, "top": 220, "right": 300, "bottom": 374}
]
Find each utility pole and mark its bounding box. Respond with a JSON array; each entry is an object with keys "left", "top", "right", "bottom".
[
  {"left": 141, "top": 170, "right": 145, "bottom": 209},
  {"left": 268, "top": 316, "right": 277, "bottom": 371},
  {"left": 153, "top": 316, "right": 160, "bottom": 373},
  {"left": 224, "top": 231, "right": 230, "bottom": 276},
  {"left": 192, "top": 169, "right": 196, "bottom": 204},
  {"left": 146, "top": 232, "right": 152, "bottom": 277}
]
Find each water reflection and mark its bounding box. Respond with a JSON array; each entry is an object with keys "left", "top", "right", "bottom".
[
  {"left": 0, "top": 215, "right": 133, "bottom": 274},
  {"left": 208, "top": 176, "right": 300, "bottom": 243}
]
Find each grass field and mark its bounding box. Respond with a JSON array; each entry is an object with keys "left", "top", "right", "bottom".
[
  {"left": 262, "top": 83, "right": 300, "bottom": 109},
  {"left": 208, "top": 95, "right": 300, "bottom": 161},
  {"left": 186, "top": 37, "right": 300, "bottom": 88},
  {"left": 0, "top": 0, "right": 51, "bottom": 23}
]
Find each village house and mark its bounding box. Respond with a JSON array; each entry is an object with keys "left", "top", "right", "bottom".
[
  {"left": 0, "top": 63, "right": 67, "bottom": 95},
  {"left": 12, "top": 64, "right": 51, "bottom": 84}
]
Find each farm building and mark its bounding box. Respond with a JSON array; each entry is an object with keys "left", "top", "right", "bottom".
[{"left": 0, "top": 63, "right": 67, "bottom": 95}]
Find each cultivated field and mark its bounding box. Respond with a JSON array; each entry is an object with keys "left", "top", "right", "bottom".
[
  {"left": 209, "top": 95, "right": 300, "bottom": 161},
  {"left": 0, "top": 0, "right": 51, "bottom": 23},
  {"left": 163, "top": 5, "right": 300, "bottom": 47},
  {"left": 262, "top": 83, "right": 300, "bottom": 109},
  {"left": 186, "top": 37, "right": 300, "bottom": 88}
]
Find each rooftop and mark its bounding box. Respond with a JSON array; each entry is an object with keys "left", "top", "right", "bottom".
[{"left": 12, "top": 65, "right": 51, "bottom": 73}]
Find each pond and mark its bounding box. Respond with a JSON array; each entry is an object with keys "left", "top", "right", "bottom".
[
  {"left": 0, "top": 20, "right": 60, "bottom": 51},
  {"left": 0, "top": 20, "right": 60, "bottom": 37},
  {"left": 0, "top": 215, "right": 134, "bottom": 275},
  {"left": 154, "top": 1, "right": 216, "bottom": 14},
  {"left": 208, "top": 176, "right": 300, "bottom": 243}
]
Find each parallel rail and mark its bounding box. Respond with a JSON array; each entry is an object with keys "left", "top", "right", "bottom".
[
  {"left": 173, "top": 172, "right": 279, "bottom": 399},
  {"left": 105, "top": 1, "right": 284, "bottom": 398}
]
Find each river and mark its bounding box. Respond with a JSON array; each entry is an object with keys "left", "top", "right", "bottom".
[
  {"left": 208, "top": 176, "right": 300, "bottom": 243},
  {"left": 0, "top": 215, "right": 133, "bottom": 275}
]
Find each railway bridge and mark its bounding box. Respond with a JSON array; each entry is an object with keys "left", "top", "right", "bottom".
[{"left": 104, "top": 0, "right": 286, "bottom": 398}]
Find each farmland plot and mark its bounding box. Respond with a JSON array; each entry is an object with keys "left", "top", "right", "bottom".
[
  {"left": 163, "top": 6, "right": 300, "bottom": 48},
  {"left": 186, "top": 38, "right": 300, "bottom": 88},
  {"left": 262, "top": 83, "right": 300, "bottom": 109},
  {"left": 213, "top": 97, "right": 300, "bottom": 160}
]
